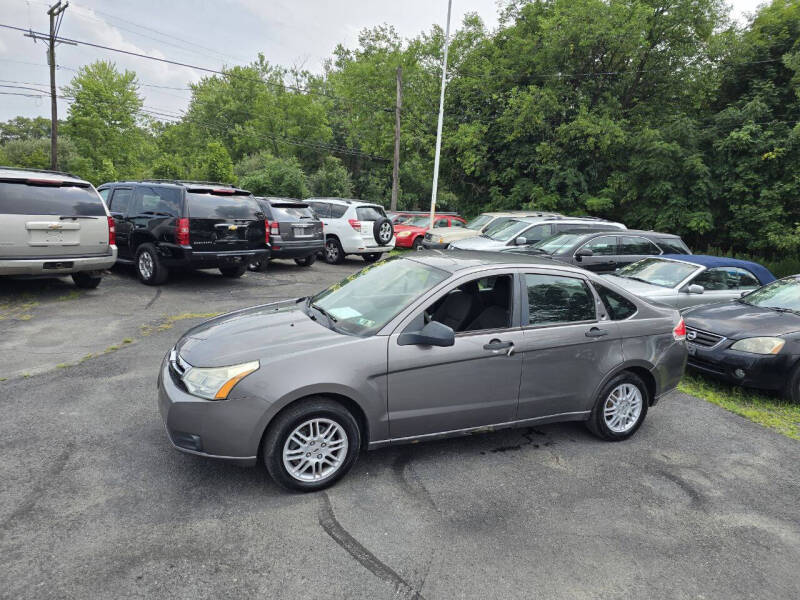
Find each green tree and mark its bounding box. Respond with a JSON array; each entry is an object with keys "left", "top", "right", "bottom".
[
  {"left": 196, "top": 141, "right": 235, "bottom": 183},
  {"left": 308, "top": 156, "right": 353, "bottom": 196},
  {"left": 237, "top": 152, "right": 309, "bottom": 198}
]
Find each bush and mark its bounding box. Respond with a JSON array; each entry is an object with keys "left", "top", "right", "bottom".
[{"left": 237, "top": 152, "right": 308, "bottom": 198}]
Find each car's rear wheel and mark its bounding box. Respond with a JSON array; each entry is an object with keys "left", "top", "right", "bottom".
[
  {"left": 136, "top": 243, "right": 169, "bottom": 285},
  {"left": 294, "top": 255, "right": 316, "bottom": 267},
  {"left": 220, "top": 264, "right": 247, "bottom": 278},
  {"left": 362, "top": 253, "right": 382, "bottom": 263},
  {"left": 71, "top": 271, "right": 102, "bottom": 289},
  {"left": 586, "top": 372, "right": 649, "bottom": 441},
  {"left": 263, "top": 398, "right": 361, "bottom": 492},
  {"left": 782, "top": 362, "right": 800, "bottom": 404},
  {"left": 249, "top": 258, "right": 269, "bottom": 272},
  {"left": 323, "top": 237, "right": 344, "bottom": 265},
  {"left": 411, "top": 237, "right": 423, "bottom": 250}
]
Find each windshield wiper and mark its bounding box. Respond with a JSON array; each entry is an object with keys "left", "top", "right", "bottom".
[
  {"left": 765, "top": 306, "right": 800, "bottom": 316},
  {"left": 623, "top": 276, "right": 652, "bottom": 284}
]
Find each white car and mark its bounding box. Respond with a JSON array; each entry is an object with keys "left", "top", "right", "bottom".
[{"left": 306, "top": 198, "right": 395, "bottom": 264}]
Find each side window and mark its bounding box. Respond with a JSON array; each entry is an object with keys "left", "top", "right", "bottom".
[
  {"left": 434, "top": 218, "right": 449, "bottom": 228},
  {"left": 593, "top": 283, "right": 638, "bottom": 320},
  {"left": 524, "top": 224, "right": 553, "bottom": 243},
  {"left": 525, "top": 274, "right": 596, "bottom": 326},
  {"left": 424, "top": 274, "right": 514, "bottom": 333},
  {"left": 579, "top": 235, "right": 618, "bottom": 256},
  {"left": 619, "top": 236, "right": 661, "bottom": 255},
  {"left": 734, "top": 268, "right": 761, "bottom": 289},
  {"left": 98, "top": 189, "right": 110, "bottom": 202},
  {"left": 451, "top": 219, "right": 465, "bottom": 228},
  {"left": 131, "top": 186, "right": 180, "bottom": 217},
  {"left": 330, "top": 204, "right": 348, "bottom": 219},
  {"left": 656, "top": 238, "right": 690, "bottom": 254},
  {"left": 109, "top": 188, "right": 133, "bottom": 216},
  {"left": 692, "top": 267, "right": 759, "bottom": 291},
  {"left": 309, "top": 202, "right": 330, "bottom": 218}
]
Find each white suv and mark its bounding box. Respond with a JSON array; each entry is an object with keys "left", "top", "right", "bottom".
[
  {"left": 0, "top": 167, "right": 117, "bottom": 288},
  {"left": 306, "top": 198, "right": 395, "bottom": 264}
]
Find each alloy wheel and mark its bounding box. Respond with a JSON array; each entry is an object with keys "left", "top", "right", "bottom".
[
  {"left": 138, "top": 251, "right": 154, "bottom": 280},
  {"left": 379, "top": 222, "right": 392, "bottom": 242},
  {"left": 326, "top": 242, "right": 339, "bottom": 262},
  {"left": 282, "top": 418, "right": 348, "bottom": 482},
  {"left": 603, "top": 383, "right": 643, "bottom": 433}
]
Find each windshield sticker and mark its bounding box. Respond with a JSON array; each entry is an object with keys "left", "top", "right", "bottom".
[{"left": 328, "top": 306, "right": 362, "bottom": 320}]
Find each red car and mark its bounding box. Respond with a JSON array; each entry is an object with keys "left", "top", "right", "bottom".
[{"left": 393, "top": 214, "right": 467, "bottom": 249}]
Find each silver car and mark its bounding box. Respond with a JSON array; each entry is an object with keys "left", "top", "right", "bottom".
[
  {"left": 603, "top": 255, "right": 776, "bottom": 311},
  {"left": 158, "top": 251, "right": 687, "bottom": 492}
]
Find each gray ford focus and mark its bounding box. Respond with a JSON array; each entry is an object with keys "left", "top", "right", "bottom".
[{"left": 158, "top": 251, "right": 687, "bottom": 491}]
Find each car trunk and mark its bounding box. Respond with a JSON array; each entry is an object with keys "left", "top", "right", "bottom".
[
  {"left": 186, "top": 190, "right": 266, "bottom": 252},
  {"left": 270, "top": 203, "right": 323, "bottom": 242},
  {"left": 0, "top": 179, "right": 109, "bottom": 258}
]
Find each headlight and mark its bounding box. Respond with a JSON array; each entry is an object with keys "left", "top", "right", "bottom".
[
  {"left": 397, "top": 231, "right": 412, "bottom": 238},
  {"left": 730, "top": 337, "right": 785, "bottom": 355},
  {"left": 182, "top": 360, "right": 260, "bottom": 400}
]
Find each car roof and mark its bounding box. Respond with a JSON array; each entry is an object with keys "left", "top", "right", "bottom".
[
  {"left": 400, "top": 249, "right": 591, "bottom": 275},
  {"left": 484, "top": 211, "right": 560, "bottom": 217},
  {"left": 99, "top": 180, "right": 249, "bottom": 193},
  {"left": 660, "top": 254, "right": 776, "bottom": 284},
  {"left": 0, "top": 166, "right": 89, "bottom": 185},
  {"left": 563, "top": 229, "right": 680, "bottom": 240},
  {"left": 516, "top": 215, "right": 624, "bottom": 226},
  {"left": 307, "top": 197, "right": 382, "bottom": 208}
]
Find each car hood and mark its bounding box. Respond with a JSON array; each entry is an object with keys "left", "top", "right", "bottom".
[
  {"left": 683, "top": 301, "right": 800, "bottom": 338},
  {"left": 450, "top": 236, "right": 507, "bottom": 251},
  {"left": 394, "top": 224, "right": 426, "bottom": 233},
  {"left": 601, "top": 274, "right": 674, "bottom": 297},
  {"left": 175, "top": 300, "right": 350, "bottom": 367}
]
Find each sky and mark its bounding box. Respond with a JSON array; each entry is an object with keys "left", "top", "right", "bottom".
[{"left": 0, "top": 0, "right": 769, "bottom": 123}]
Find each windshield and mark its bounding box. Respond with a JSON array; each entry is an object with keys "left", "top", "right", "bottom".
[
  {"left": 465, "top": 214, "right": 492, "bottom": 230},
  {"left": 616, "top": 258, "right": 700, "bottom": 288},
  {"left": 742, "top": 278, "right": 800, "bottom": 311},
  {"left": 490, "top": 219, "right": 532, "bottom": 242},
  {"left": 310, "top": 257, "right": 450, "bottom": 336},
  {"left": 533, "top": 233, "right": 586, "bottom": 254}
]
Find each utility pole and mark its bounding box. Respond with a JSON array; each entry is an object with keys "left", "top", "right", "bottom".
[
  {"left": 429, "top": 0, "right": 452, "bottom": 229},
  {"left": 391, "top": 65, "right": 403, "bottom": 212}
]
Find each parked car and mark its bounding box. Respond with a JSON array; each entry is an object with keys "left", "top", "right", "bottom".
[
  {"left": 158, "top": 251, "right": 687, "bottom": 492},
  {"left": 683, "top": 275, "right": 800, "bottom": 402},
  {"left": 0, "top": 167, "right": 117, "bottom": 288},
  {"left": 422, "top": 211, "right": 560, "bottom": 250},
  {"left": 449, "top": 216, "right": 626, "bottom": 252},
  {"left": 505, "top": 229, "right": 691, "bottom": 273},
  {"left": 388, "top": 210, "right": 459, "bottom": 226},
  {"left": 306, "top": 198, "right": 395, "bottom": 264},
  {"left": 249, "top": 197, "right": 323, "bottom": 271},
  {"left": 603, "top": 255, "right": 776, "bottom": 310},
  {"left": 394, "top": 214, "right": 467, "bottom": 249},
  {"left": 98, "top": 180, "right": 268, "bottom": 285}
]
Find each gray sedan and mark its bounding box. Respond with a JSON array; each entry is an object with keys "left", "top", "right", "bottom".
[
  {"left": 158, "top": 251, "right": 687, "bottom": 491},
  {"left": 603, "top": 255, "right": 776, "bottom": 311}
]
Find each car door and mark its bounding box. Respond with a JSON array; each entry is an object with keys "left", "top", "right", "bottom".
[
  {"left": 387, "top": 271, "right": 524, "bottom": 439},
  {"left": 107, "top": 187, "right": 134, "bottom": 259},
  {"left": 516, "top": 270, "right": 623, "bottom": 420},
  {"left": 616, "top": 235, "right": 662, "bottom": 270},
  {"left": 574, "top": 235, "right": 620, "bottom": 272},
  {"left": 678, "top": 266, "right": 761, "bottom": 309}
]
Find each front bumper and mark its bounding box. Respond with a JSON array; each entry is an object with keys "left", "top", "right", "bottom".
[
  {"left": 157, "top": 355, "right": 260, "bottom": 466},
  {"left": 0, "top": 248, "right": 117, "bottom": 276},
  {"left": 271, "top": 239, "right": 324, "bottom": 259},
  {"left": 686, "top": 342, "right": 792, "bottom": 391},
  {"left": 421, "top": 240, "right": 449, "bottom": 250},
  {"left": 394, "top": 234, "right": 420, "bottom": 248}
]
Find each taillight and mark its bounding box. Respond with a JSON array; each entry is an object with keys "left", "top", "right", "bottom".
[
  {"left": 348, "top": 219, "right": 361, "bottom": 231},
  {"left": 176, "top": 217, "right": 190, "bottom": 246},
  {"left": 270, "top": 221, "right": 280, "bottom": 236},
  {"left": 264, "top": 219, "right": 270, "bottom": 244},
  {"left": 107, "top": 216, "right": 116, "bottom": 246},
  {"left": 673, "top": 317, "right": 686, "bottom": 341}
]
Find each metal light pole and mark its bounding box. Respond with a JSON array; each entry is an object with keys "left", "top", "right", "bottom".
[{"left": 429, "top": 0, "right": 452, "bottom": 230}]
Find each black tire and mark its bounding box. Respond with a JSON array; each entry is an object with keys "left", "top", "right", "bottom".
[
  {"left": 249, "top": 258, "right": 269, "bottom": 272},
  {"left": 782, "top": 362, "right": 800, "bottom": 403},
  {"left": 294, "top": 254, "right": 316, "bottom": 267},
  {"left": 411, "top": 237, "right": 423, "bottom": 250},
  {"left": 586, "top": 371, "right": 649, "bottom": 441},
  {"left": 135, "top": 243, "right": 169, "bottom": 285},
  {"left": 220, "top": 264, "right": 247, "bottom": 278},
  {"left": 362, "top": 253, "right": 382, "bottom": 263},
  {"left": 263, "top": 398, "right": 361, "bottom": 492},
  {"left": 323, "top": 237, "right": 345, "bottom": 265},
  {"left": 71, "top": 271, "right": 102, "bottom": 289},
  {"left": 373, "top": 217, "right": 394, "bottom": 246}
]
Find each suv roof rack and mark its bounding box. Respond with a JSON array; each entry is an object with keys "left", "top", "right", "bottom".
[
  {"left": 136, "top": 179, "right": 236, "bottom": 188},
  {"left": 0, "top": 165, "right": 80, "bottom": 179}
]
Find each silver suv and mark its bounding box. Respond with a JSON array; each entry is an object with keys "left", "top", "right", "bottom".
[{"left": 0, "top": 167, "right": 117, "bottom": 288}]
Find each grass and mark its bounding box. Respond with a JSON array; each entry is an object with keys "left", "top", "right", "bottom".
[{"left": 680, "top": 374, "right": 800, "bottom": 440}]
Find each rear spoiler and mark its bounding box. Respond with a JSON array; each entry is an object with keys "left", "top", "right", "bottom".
[{"left": 0, "top": 177, "right": 91, "bottom": 188}]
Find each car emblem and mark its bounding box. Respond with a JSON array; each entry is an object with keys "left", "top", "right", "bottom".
[
  {"left": 686, "top": 331, "right": 696, "bottom": 341},
  {"left": 48, "top": 224, "right": 63, "bottom": 230},
  {"left": 228, "top": 225, "right": 238, "bottom": 231}
]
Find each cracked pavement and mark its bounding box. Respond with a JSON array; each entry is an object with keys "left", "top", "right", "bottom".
[{"left": 1, "top": 258, "right": 799, "bottom": 599}]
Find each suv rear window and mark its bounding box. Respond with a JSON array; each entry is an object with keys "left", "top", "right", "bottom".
[
  {"left": 186, "top": 192, "right": 262, "bottom": 219},
  {"left": 0, "top": 181, "right": 105, "bottom": 216},
  {"left": 356, "top": 206, "right": 386, "bottom": 221},
  {"left": 270, "top": 204, "right": 315, "bottom": 221}
]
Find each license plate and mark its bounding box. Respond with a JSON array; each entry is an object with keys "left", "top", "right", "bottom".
[{"left": 293, "top": 227, "right": 312, "bottom": 238}]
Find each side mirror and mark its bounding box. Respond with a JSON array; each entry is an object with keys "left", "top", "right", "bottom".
[
  {"left": 398, "top": 320, "right": 455, "bottom": 347},
  {"left": 515, "top": 236, "right": 528, "bottom": 246},
  {"left": 685, "top": 284, "right": 704, "bottom": 295},
  {"left": 740, "top": 290, "right": 750, "bottom": 298},
  {"left": 575, "top": 248, "right": 593, "bottom": 261}
]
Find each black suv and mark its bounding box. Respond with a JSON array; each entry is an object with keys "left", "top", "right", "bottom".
[
  {"left": 505, "top": 229, "right": 691, "bottom": 273},
  {"left": 249, "top": 197, "right": 323, "bottom": 271},
  {"left": 97, "top": 180, "right": 268, "bottom": 285}
]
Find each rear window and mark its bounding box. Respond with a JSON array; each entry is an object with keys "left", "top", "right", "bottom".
[
  {"left": 186, "top": 192, "right": 262, "bottom": 220},
  {"left": 0, "top": 181, "right": 106, "bottom": 216},
  {"left": 356, "top": 206, "right": 386, "bottom": 221},
  {"left": 270, "top": 204, "right": 315, "bottom": 221},
  {"left": 656, "top": 238, "right": 691, "bottom": 254}
]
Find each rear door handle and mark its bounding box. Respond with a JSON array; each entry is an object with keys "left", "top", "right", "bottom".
[
  {"left": 585, "top": 327, "right": 609, "bottom": 338},
  {"left": 483, "top": 339, "right": 514, "bottom": 355}
]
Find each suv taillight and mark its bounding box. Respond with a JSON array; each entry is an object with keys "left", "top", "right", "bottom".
[
  {"left": 107, "top": 216, "right": 116, "bottom": 246},
  {"left": 348, "top": 219, "right": 361, "bottom": 231},
  {"left": 176, "top": 218, "right": 190, "bottom": 246},
  {"left": 673, "top": 317, "right": 686, "bottom": 341},
  {"left": 264, "top": 219, "right": 270, "bottom": 244},
  {"left": 270, "top": 221, "right": 280, "bottom": 236}
]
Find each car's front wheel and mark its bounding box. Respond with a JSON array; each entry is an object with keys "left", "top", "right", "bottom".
[
  {"left": 71, "top": 271, "right": 102, "bottom": 289},
  {"left": 294, "top": 255, "right": 316, "bottom": 267},
  {"left": 219, "top": 264, "right": 247, "bottom": 278},
  {"left": 411, "top": 237, "right": 423, "bottom": 250},
  {"left": 782, "top": 362, "right": 800, "bottom": 404},
  {"left": 263, "top": 398, "right": 361, "bottom": 492},
  {"left": 586, "top": 372, "right": 649, "bottom": 441}
]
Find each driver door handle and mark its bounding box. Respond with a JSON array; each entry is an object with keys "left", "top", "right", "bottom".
[
  {"left": 585, "top": 327, "right": 609, "bottom": 338},
  {"left": 483, "top": 339, "right": 514, "bottom": 356}
]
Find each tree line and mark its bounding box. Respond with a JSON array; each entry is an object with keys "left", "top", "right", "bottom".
[{"left": 0, "top": 0, "right": 798, "bottom": 259}]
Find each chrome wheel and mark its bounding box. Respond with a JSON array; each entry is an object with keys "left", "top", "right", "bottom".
[
  {"left": 138, "top": 251, "right": 154, "bottom": 280},
  {"left": 325, "top": 241, "right": 339, "bottom": 262},
  {"left": 379, "top": 222, "right": 392, "bottom": 243},
  {"left": 282, "top": 418, "right": 348, "bottom": 482},
  {"left": 603, "top": 383, "right": 643, "bottom": 433}
]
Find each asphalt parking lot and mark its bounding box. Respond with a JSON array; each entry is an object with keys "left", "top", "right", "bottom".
[{"left": 1, "top": 258, "right": 799, "bottom": 599}]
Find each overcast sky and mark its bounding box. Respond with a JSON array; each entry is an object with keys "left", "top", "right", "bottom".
[{"left": 0, "top": 0, "right": 768, "bottom": 123}]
